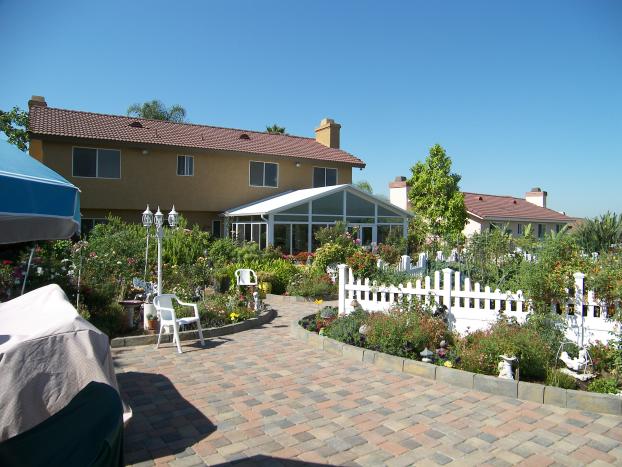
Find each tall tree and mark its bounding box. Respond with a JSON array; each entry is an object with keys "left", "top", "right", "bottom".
[
  {"left": 354, "top": 180, "right": 373, "bottom": 194},
  {"left": 0, "top": 106, "right": 29, "bottom": 151},
  {"left": 266, "top": 124, "right": 285, "bottom": 134},
  {"left": 573, "top": 212, "right": 622, "bottom": 254},
  {"left": 407, "top": 144, "right": 467, "bottom": 239},
  {"left": 127, "top": 100, "right": 186, "bottom": 122}
]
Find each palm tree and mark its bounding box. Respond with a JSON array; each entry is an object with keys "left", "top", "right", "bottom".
[
  {"left": 266, "top": 124, "right": 285, "bottom": 134},
  {"left": 354, "top": 180, "right": 373, "bottom": 194},
  {"left": 127, "top": 100, "right": 186, "bottom": 123},
  {"left": 573, "top": 212, "right": 622, "bottom": 253}
]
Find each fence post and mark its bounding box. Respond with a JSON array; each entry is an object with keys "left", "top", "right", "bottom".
[
  {"left": 400, "top": 255, "right": 411, "bottom": 272},
  {"left": 338, "top": 264, "right": 347, "bottom": 315},
  {"left": 442, "top": 268, "right": 453, "bottom": 331},
  {"left": 573, "top": 272, "right": 585, "bottom": 347}
]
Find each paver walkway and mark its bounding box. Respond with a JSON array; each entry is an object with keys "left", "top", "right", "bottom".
[{"left": 113, "top": 300, "right": 622, "bottom": 466}]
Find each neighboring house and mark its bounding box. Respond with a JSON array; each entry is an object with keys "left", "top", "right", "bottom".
[
  {"left": 27, "top": 96, "right": 411, "bottom": 253},
  {"left": 388, "top": 176, "right": 574, "bottom": 238},
  {"left": 27, "top": 96, "right": 363, "bottom": 233}
]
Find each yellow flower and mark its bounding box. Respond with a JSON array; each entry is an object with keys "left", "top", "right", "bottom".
[
  {"left": 444, "top": 361, "right": 453, "bottom": 368},
  {"left": 229, "top": 312, "right": 240, "bottom": 322},
  {"left": 314, "top": 299, "right": 324, "bottom": 305}
]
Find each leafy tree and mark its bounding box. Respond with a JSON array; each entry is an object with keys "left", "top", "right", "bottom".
[
  {"left": 127, "top": 100, "right": 186, "bottom": 122},
  {"left": 407, "top": 144, "right": 467, "bottom": 240},
  {"left": 573, "top": 212, "right": 622, "bottom": 254},
  {"left": 0, "top": 106, "right": 29, "bottom": 151},
  {"left": 354, "top": 180, "right": 373, "bottom": 193},
  {"left": 266, "top": 124, "right": 285, "bottom": 134}
]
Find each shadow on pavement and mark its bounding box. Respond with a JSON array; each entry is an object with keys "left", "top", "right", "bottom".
[
  {"left": 216, "top": 455, "right": 330, "bottom": 466},
  {"left": 117, "top": 371, "right": 216, "bottom": 464}
]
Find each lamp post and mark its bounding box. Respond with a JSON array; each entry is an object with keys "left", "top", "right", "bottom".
[{"left": 142, "top": 204, "right": 179, "bottom": 295}]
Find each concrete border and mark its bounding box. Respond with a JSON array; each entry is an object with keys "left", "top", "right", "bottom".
[
  {"left": 111, "top": 308, "right": 276, "bottom": 348},
  {"left": 293, "top": 317, "right": 622, "bottom": 416}
]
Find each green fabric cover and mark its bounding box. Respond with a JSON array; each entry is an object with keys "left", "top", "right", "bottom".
[{"left": 0, "top": 381, "right": 124, "bottom": 467}]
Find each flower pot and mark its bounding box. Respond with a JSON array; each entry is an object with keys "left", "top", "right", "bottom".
[
  {"left": 147, "top": 319, "right": 159, "bottom": 331},
  {"left": 143, "top": 303, "right": 156, "bottom": 331}
]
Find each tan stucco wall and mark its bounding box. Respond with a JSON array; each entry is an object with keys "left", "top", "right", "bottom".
[
  {"left": 40, "top": 140, "right": 353, "bottom": 227},
  {"left": 462, "top": 215, "right": 568, "bottom": 238}
]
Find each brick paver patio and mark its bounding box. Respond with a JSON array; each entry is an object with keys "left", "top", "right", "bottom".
[{"left": 113, "top": 300, "right": 622, "bottom": 466}]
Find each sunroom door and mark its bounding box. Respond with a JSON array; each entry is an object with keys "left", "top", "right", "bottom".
[{"left": 348, "top": 224, "right": 375, "bottom": 247}]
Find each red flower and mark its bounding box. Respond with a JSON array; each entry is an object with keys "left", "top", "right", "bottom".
[{"left": 2, "top": 260, "right": 13, "bottom": 265}]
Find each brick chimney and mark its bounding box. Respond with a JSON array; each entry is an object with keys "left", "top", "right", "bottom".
[
  {"left": 28, "top": 95, "right": 47, "bottom": 108},
  {"left": 389, "top": 176, "right": 410, "bottom": 211},
  {"left": 525, "top": 187, "right": 547, "bottom": 208},
  {"left": 314, "top": 118, "right": 341, "bottom": 149}
]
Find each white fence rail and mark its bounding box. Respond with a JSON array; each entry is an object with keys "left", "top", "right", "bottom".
[{"left": 337, "top": 265, "right": 620, "bottom": 345}]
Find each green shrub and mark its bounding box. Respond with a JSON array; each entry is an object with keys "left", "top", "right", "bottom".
[
  {"left": 364, "top": 304, "right": 450, "bottom": 359},
  {"left": 346, "top": 250, "right": 377, "bottom": 279},
  {"left": 588, "top": 341, "right": 617, "bottom": 374},
  {"left": 313, "top": 242, "right": 357, "bottom": 272},
  {"left": 208, "top": 238, "right": 238, "bottom": 266},
  {"left": 324, "top": 309, "right": 368, "bottom": 346},
  {"left": 222, "top": 258, "right": 299, "bottom": 294},
  {"left": 456, "top": 319, "right": 552, "bottom": 381},
  {"left": 545, "top": 368, "right": 578, "bottom": 390},
  {"left": 286, "top": 268, "right": 336, "bottom": 298},
  {"left": 587, "top": 377, "right": 620, "bottom": 394}
]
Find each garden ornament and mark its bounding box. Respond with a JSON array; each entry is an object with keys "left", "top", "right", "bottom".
[
  {"left": 436, "top": 340, "right": 448, "bottom": 359},
  {"left": 253, "top": 291, "right": 261, "bottom": 315},
  {"left": 420, "top": 347, "right": 434, "bottom": 363},
  {"left": 560, "top": 347, "right": 590, "bottom": 372},
  {"left": 497, "top": 355, "right": 517, "bottom": 380},
  {"left": 358, "top": 324, "right": 369, "bottom": 337}
]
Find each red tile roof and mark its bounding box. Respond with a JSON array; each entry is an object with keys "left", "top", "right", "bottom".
[
  {"left": 28, "top": 106, "right": 366, "bottom": 167},
  {"left": 464, "top": 192, "right": 572, "bottom": 222}
]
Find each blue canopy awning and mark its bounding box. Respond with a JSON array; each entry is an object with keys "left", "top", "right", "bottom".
[{"left": 0, "top": 140, "right": 80, "bottom": 244}]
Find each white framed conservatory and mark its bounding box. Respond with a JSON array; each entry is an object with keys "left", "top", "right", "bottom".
[{"left": 223, "top": 184, "right": 412, "bottom": 254}]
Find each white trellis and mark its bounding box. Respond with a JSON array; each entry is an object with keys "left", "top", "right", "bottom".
[{"left": 337, "top": 265, "right": 620, "bottom": 345}]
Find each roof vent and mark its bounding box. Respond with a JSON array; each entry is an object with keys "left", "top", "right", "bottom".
[
  {"left": 239, "top": 133, "right": 250, "bottom": 140},
  {"left": 513, "top": 200, "right": 517, "bottom": 204},
  {"left": 129, "top": 121, "right": 144, "bottom": 128},
  {"left": 478, "top": 196, "right": 483, "bottom": 201}
]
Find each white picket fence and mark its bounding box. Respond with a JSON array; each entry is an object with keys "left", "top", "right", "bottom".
[{"left": 337, "top": 264, "right": 620, "bottom": 345}]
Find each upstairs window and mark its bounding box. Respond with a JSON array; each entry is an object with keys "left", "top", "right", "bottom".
[
  {"left": 249, "top": 161, "right": 278, "bottom": 187},
  {"left": 313, "top": 167, "right": 337, "bottom": 188},
  {"left": 73, "top": 147, "right": 120, "bottom": 178},
  {"left": 177, "top": 155, "right": 194, "bottom": 176}
]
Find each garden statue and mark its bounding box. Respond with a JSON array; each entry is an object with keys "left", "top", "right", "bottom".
[
  {"left": 420, "top": 347, "right": 434, "bottom": 363},
  {"left": 498, "top": 355, "right": 517, "bottom": 379},
  {"left": 560, "top": 347, "right": 589, "bottom": 372},
  {"left": 436, "top": 340, "right": 448, "bottom": 359},
  {"left": 358, "top": 324, "right": 369, "bottom": 337}
]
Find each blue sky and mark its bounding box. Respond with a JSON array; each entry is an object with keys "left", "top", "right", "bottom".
[{"left": 1, "top": 0, "right": 620, "bottom": 217}]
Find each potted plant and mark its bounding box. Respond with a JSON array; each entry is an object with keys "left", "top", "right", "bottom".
[{"left": 257, "top": 271, "right": 275, "bottom": 298}]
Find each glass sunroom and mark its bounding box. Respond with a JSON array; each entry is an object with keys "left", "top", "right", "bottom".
[{"left": 223, "top": 184, "right": 412, "bottom": 254}]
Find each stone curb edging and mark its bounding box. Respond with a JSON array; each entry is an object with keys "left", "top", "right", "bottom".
[
  {"left": 110, "top": 308, "right": 276, "bottom": 348},
  {"left": 291, "top": 319, "right": 622, "bottom": 416}
]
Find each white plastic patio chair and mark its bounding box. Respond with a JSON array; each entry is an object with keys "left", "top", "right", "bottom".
[
  {"left": 234, "top": 269, "right": 257, "bottom": 286},
  {"left": 153, "top": 294, "right": 205, "bottom": 354}
]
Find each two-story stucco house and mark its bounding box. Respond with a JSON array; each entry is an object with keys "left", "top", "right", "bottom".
[{"left": 27, "top": 96, "right": 411, "bottom": 253}]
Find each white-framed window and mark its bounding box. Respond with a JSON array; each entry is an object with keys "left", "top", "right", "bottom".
[
  {"left": 177, "top": 155, "right": 194, "bottom": 176},
  {"left": 249, "top": 161, "right": 278, "bottom": 187},
  {"left": 72, "top": 147, "right": 120, "bottom": 179},
  {"left": 313, "top": 167, "right": 337, "bottom": 188}
]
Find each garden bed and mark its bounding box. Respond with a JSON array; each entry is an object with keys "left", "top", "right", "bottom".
[
  {"left": 293, "top": 314, "right": 622, "bottom": 415},
  {"left": 111, "top": 306, "right": 276, "bottom": 348}
]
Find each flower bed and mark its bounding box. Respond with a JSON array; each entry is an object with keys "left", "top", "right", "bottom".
[
  {"left": 299, "top": 299, "right": 622, "bottom": 398},
  {"left": 295, "top": 312, "right": 622, "bottom": 415}
]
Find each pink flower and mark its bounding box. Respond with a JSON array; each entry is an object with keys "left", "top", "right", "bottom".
[{"left": 2, "top": 260, "right": 12, "bottom": 265}]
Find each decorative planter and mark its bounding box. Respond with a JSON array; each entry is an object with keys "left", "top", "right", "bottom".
[
  {"left": 146, "top": 318, "right": 159, "bottom": 331},
  {"left": 143, "top": 303, "right": 156, "bottom": 331}
]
